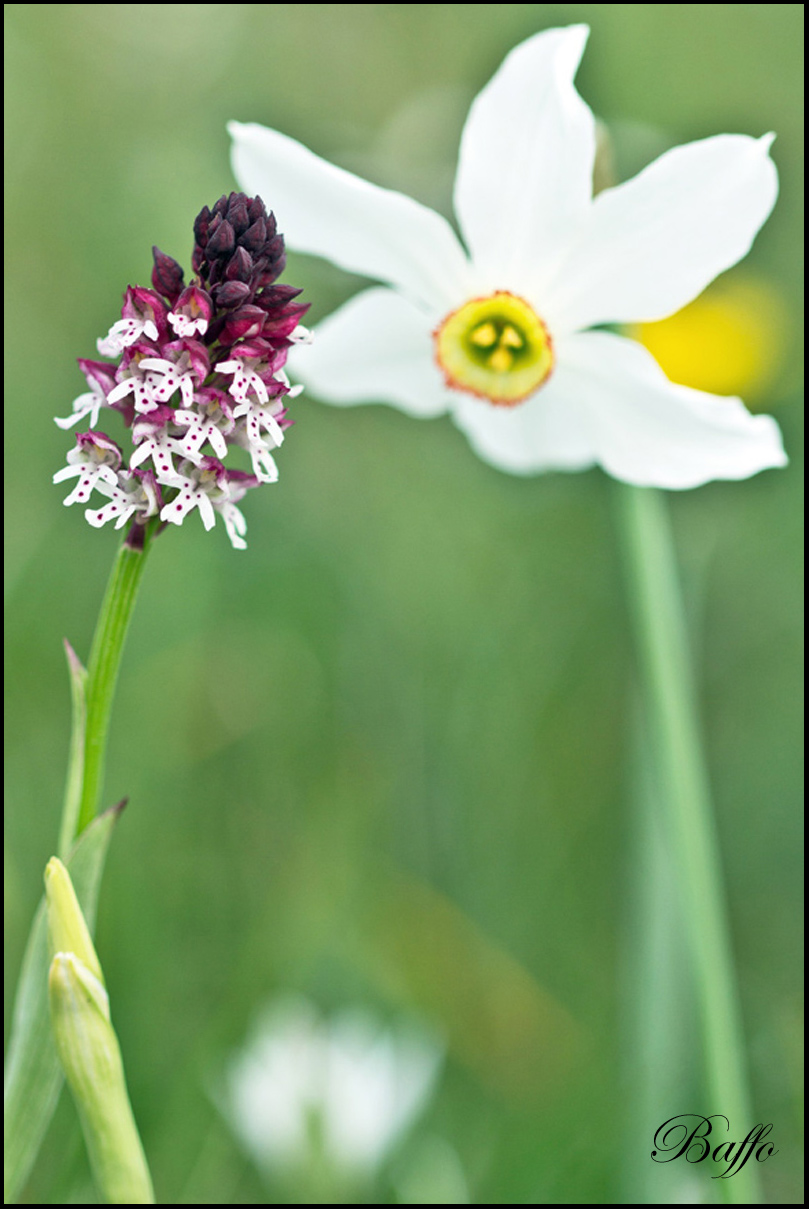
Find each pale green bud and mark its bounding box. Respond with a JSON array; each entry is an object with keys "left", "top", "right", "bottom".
[
  {"left": 45, "top": 861, "right": 154, "bottom": 1204},
  {"left": 45, "top": 856, "right": 103, "bottom": 985},
  {"left": 48, "top": 952, "right": 117, "bottom": 1117}
]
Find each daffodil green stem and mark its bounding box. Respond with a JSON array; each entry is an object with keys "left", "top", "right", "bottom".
[
  {"left": 618, "top": 484, "right": 760, "bottom": 1206},
  {"left": 74, "top": 532, "right": 153, "bottom": 839}
]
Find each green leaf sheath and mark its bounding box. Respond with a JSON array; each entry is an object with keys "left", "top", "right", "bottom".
[
  {"left": 46, "top": 861, "right": 154, "bottom": 1204},
  {"left": 4, "top": 805, "right": 123, "bottom": 1204}
]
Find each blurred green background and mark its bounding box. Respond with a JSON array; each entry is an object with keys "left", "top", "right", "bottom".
[{"left": 4, "top": 4, "right": 803, "bottom": 1203}]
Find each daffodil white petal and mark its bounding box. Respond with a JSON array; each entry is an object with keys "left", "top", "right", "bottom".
[
  {"left": 451, "top": 372, "right": 597, "bottom": 476},
  {"left": 288, "top": 288, "right": 455, "bottom": 418},
  {"left": 551, "top": 331, "right": 787, "bottom": 488},
  {"left": 228, "top": 28, "right": 787, "bottom": 491},
  {"left": 453, "top": 25, "right": 594, "bottom": 293},
  {"left": 229, "top": 121, "right": 471, "bottom": 312},
  {"left": 546, "top": 134, "right": 779, "bottom": 334}
]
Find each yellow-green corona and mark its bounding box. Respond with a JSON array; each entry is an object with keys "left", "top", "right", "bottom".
[{"left": 434, "top": 292, "right": 554, "bottom": 406}]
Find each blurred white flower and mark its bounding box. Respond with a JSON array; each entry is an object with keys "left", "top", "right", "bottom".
[
  {"left": 222, "top": 996, "right": 442, "bottom": 1179},
  {"left": 230, "top": 25, "right": 786, "bottom": 489}
]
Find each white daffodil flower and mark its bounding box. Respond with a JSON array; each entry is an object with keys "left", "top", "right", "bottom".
[{"left": 230, "top": 25, "right": 787, "bottom": 488}]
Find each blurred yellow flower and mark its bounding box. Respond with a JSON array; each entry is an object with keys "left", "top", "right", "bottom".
[{"left": 632, "top": 276, "right": 787, "bottom": 406}]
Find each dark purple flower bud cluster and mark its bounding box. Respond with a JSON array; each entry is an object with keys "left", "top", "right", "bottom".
[
  {"left": 190, "top": 192, "right": 286, "bottom": 307},
  {"left": 54, "top": 194, "right": 310, "bottom": 549}
]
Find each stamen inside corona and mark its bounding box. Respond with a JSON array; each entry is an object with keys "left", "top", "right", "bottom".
[{"left": 434, "top": 292, "right": 553, "bottom": 406}]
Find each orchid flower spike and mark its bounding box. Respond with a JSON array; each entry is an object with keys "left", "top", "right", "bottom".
[
  {"left": 54, "top": 194, "right": 308, "bottom": 548},
  {"left": 230, "top": 25, "right": 786, "bottom": 489}
]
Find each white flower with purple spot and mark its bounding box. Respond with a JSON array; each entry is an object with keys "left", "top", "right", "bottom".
[
  {"left": 54, "top": 361, "right": 118, "bottom": 431},
  {"left": 136, "top": 359, "right": 194, "bottom": 409},
  {"left": 107, "top": 346, "right": 164, "bottom": 415},
  {"left": 129, "top": 406, "right": 189, "bottom": 480},
  {"left": 230, "top": 421, "right": 280, "bottom": 484},
  {"left": 217, "top": 471, "right": 259, "bottom": 551},
  {"left": 167, "top": 286, "right": 213, "bottom": 339},
  {"left": 97, "top": 316, "right": 159, "bottom": 358},
  {"left": 96, "top": 286, "right": 168, "bottom": 357},
  {"left": 217, "top": 350, "right": 274, "bottom": 407},
  {"left": 85, "top": 468, "right": 162, "bottom": 531},
  {"left": 171, "top": 388, "right": 234, "bottom": 462},
  {"left": 160, "top": 457, "right": 257, "bottom": 550},
  {"left": 53, "top": 432, "right": 123, "bottom": 507},
  {"left": 232, "top": 394, "right": 285, "bottom": 447},
  {"left": 138, "top": 340, "right": 209, "bottom": 411}
]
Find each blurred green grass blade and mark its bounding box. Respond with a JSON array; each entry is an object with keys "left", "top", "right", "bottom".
[{"left": 4, "top": 801, "right": 124, "bottom": 1204}]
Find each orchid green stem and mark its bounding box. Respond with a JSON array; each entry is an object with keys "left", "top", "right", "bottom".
[
  {"left": 75, "top": 532, "right": 153, "bottom": 838},
  {"left": 618, "top": 484, "right": 760, "bottom": 1206}
]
